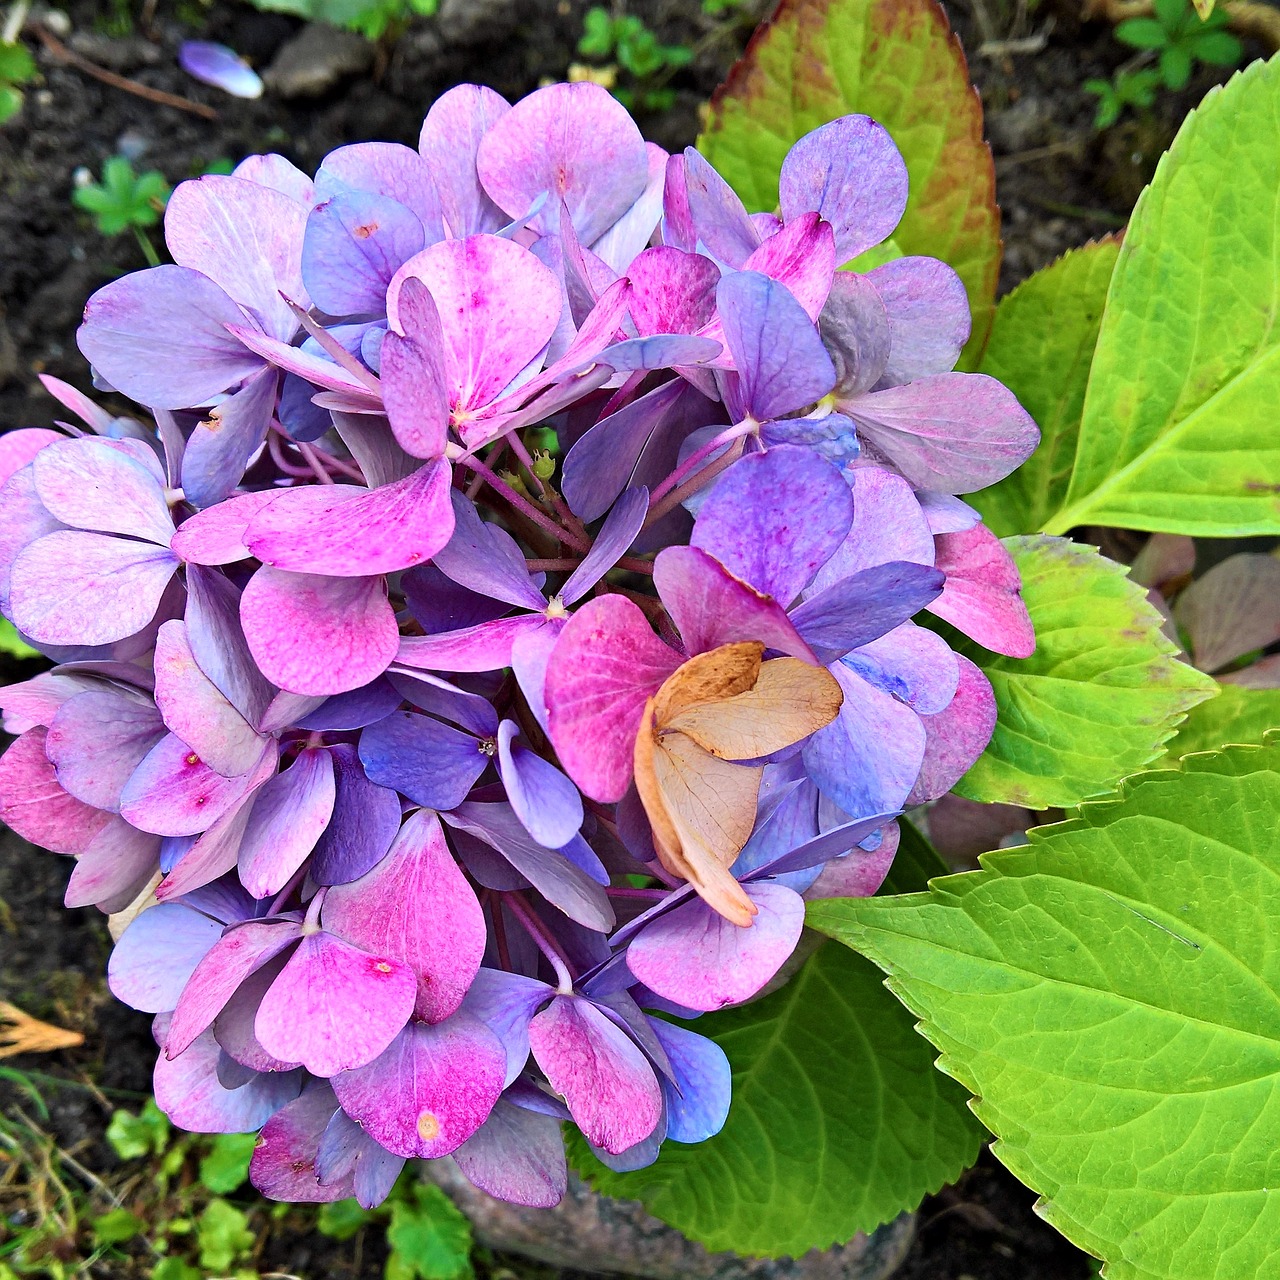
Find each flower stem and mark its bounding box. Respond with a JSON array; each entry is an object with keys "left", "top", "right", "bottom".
[{"left": 504, "top": 891, "right": 576, "bottom": 993}]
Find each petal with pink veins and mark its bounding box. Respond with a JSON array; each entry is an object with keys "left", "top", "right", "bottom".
[
  {"left": 171, "top": 490, "right": 282, "bottom": 566},
  {"left": 626, "top": 246, "right": 719, "bottom": 337},
  {"left": 381, "top": 280, "right": 450, "bottom": 460},
  {"left": 927, "top": 524, "right": 1035, "bottom": 658},
  {"left": 397, "top": 613, "right": 550, "bottom": 674},
  {"left": 0, "top": 727, "right": 112, "bottom": 854},
  {"left": 907, "top": 656, "right": 997, "bottom": 804},
  {"left": 419, "top": 84, "right": 512, "bottom": 238},
  {"left": 740, "top": 213, "right": 836, "bottom": 321},
  {"left": 46, "top": 689, "right": 165, "bottom": 811},
  {"left": 680, "top": 148, "right": 759, "bottom": 268},
  {"left": 251, "top": 1084, "right": 354, "bottom": 1203}
]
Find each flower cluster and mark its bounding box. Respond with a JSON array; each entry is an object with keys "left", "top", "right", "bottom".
[{"left": 0, "top": 82, "right": 1038, "bottom": 1209}]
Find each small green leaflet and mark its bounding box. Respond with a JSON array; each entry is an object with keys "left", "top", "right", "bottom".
[
  {"left": 809, "top": 741, "right": 1280, "bottom": 1280},
  {"left": 1045, "top": 56, "right": 1280, "bottom": 537},
  {"left": 385, "top": 1183, "right": 473, "bottom": 1280},
  {"left": 1158, "top": 681, "right": 1280, "bottom": 762},
  {"left": 970, "top": 238, "right": 1120, "bottom": 537},
  {"left": 571, "top": 941, "right": 983, "bottom": 1256},
  {"left": 697, "top": 0, "right": 1000, "bottom": 362},
  {"left": 951, "top": 535, "right": 1216, "bottom": 809}
]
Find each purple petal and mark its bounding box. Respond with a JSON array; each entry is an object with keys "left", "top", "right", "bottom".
[
  {"left": 46, "top": 689, "right": 165, "bottom": 811},
  {"left": 311, "top": 742, "right": 403, "bottom": 886},
  {"left": 790, "top": 561, "right": 946, "bottom": 659},
  {"left": 779, "top": 116, "right": 908, "bottom": 264},
  {"left": 843, "top": 621, "right": 960, "bottom": 715},
  {"left": 918, "top": 491, "right": 982, "bottom": 536},
  {"left": 247, "top": 460, "right": 453, "bottom": 578},
  {"left": 295, "top": 678, "right": 403, "bottom": 731},
  {"left": 255, "top": 930, "right": 415, "bottom": 1076},
  {"left": 108, "top": 901, "right": 223, "bottom": 1012},
  {"left": 154, "top": 1029, "right": 301, "bottom": 1132},
  {"left": 850, "top": 373, "right": 1040, "bottom": 493},
  {"left": 908, "top": 655, "right": 996, "bottom": 804},
  {"left": 652, "top": 545, "right": 813, "bottom": 659},
  {"left": 544, "top": 594, "right": 682, "bottom": 804},
  {"left": 419, "top": 84, "right": 512, "bottom": 238},
  {"left": 302, "top": 192, "right": 426, "bottom": 318},
  {"left": 402, "top": 556, "right": 527, "bottom": 633},
  {"left": 528, "top": 994, "right": 662, "bottom": 1154},
  {"left": 476, "top": 82, "right": 648, "bottom": 245},
  {"left": 77, "top": 266, "right": 266, "bottom": 408},
  {"left": 317, "top": 141, "right": 443, "bottom": 240},
  {"left": 680, "top": 148, "right": 759, "bottom": 268},
  {"left": 184, "top": 566, "right": 276, "bottom": 728},
  {"left": 153, "top": 621, "right": 264, "bottom": 778},
  {"left": 240, "top": 567, "right": 400, "bottom": 696},
  {"left": 1174, "top": 552, "right": 1280, "bottom": 673},
  {"left": 626, "top": 881, "right": 804, "bottom": 1011},
  {"left": 65, "top": 817, "right": 161, "bottom": 910},
  {"left": 251, "top": 1084, "right": 354, "bottom": 1203},
  {"left": 591, "top": 140, "right": 668, "bottom": 274},
  {"left": 32, "top": 437, "right": 172, "bottom": 544},
  {"left": 389, "top": 669, "right": 498, "bottom": 738},
  {"left": 647, "top": 1018, "right": 730, "bottom": 1144},
  {"left": 237, "top": 748, "right": 337, "bottom": 898},
  {"left": 396, "top": 614, "right": 549, "bottom": 673},
  {"left": 560, "top": 486, "right": 649, "bottom": 605},
  {"left": 165, "top": 175, "right": 308, "bottom": 341},
  {"left": 433, "top": 490, "right": 547, "bottom": 610},
  {"left": 626, "top": 245, "right": 720, "bottom": 336},
  {"left": 153, "top": 780, "right": 263, "bottom": 901},
  {"left": 927, "top": 524, "right": 1035, "bottom": 658},
  {"left": 359, "top": 707, "right": 488, "bottom": 813},
  {"left": 803, "top": 664, "right": 926, "bottom": 816},
  {"left": 166, "top": 918, "right": 304, "bottom": 1057},
  {"left": 226, "top": 325, "right": 380, "bottom": 403},
  {"left": 314, "top": 1109, "right": 406, "bottom": 1207},
  {"left": 443, "top": 803, "right": 614, "bottom": 932},
  {"left": 820, "top": 270, "right": 892, "bottom": 397},
  {"left": 453, "top": 1096, "right": 567, "bottom": 1207},
  {"left": 179, "top": 40, "right": 263, "bottom": 98},
  {"left": 213, "top": 950, "right": 303, "bottom": 1073},
  {"left": 181, "top": 368, "right": 278, "bottom": 509},
  {"left": 10, "top": 531, "right": 178, "bottom": 646},
  {"left": 691, "top": 445, "right": 852, "bottom": 605},
  {"left": 497, "top": 720, "right": 583, "bottom": 848},
  {"left": 716, "top": 271, "right": 836, "bottom": 421},
  {"left": 381, "top": 280, "right": 450, "bottom": 460},
  {"left": 119, "top": 731, "right": 268, "bottom": 837},
  {"left": 740, "top": 213, "right": 836, "bottom": 321},
  {"left": 866, "top": 256, "right": 971, "bottom": 383},
  {"left": 511, "top": 617, "right": 565, "bottom": 731},
  {"left": 599, "top": 334, "right": 722, "bottom": 372},
  {"left": 332, "top": 1013, "right": 505, "bottom": 1157},
  {"left": 323, "top": 809, "right": 485, "bottom": 1023},
  {"left": 747, "top": 807, "right": 901, "bottom": 878},
  {"left": 459, "top": 968, "right": 551, "bottom": 1085}
]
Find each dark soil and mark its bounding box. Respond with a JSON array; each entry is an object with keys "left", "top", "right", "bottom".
[{"left": 0, "top": 0, "right": 1264, "bottom": 1273}]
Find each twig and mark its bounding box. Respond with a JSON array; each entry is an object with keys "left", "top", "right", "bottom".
[{"left": 30, "top": 23, "right": 219, "bottom": 120}]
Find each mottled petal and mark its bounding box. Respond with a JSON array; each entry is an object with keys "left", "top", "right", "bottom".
[
  {"left": 0, "top": 727, "right": 107, "bottom": 853},
  {"left": 32, "top": 437, "right": 172, "bottom": 544},
  {"left": 907, "top": 655, "right": 996, "bottom": 804},
  {"left": 381, "top": 279, "right": 450, "bottom": 459},
  {"left": 740, "top": 213, "right": 836, "bottom": 321},
  {"left": 844, "top": 620, "right": 960, "bottom": 715},
  {"left": 926, "top": 523, "right": 1035, "bottom": 658},
  {"left": 453, "top": 1096, "right": 567, "bottom": 1207},
  {"left": 626, "top": 246, "right": 719, "bottom": 337},
  {"left": 251, "top": 1084, "right": 354, "bottom": 1203},
  {"left": 46, "top": 689, "right": 165, "bottom": 811},
  {"left": 317, "top": 141, "right": 443, "bottom": 240},
  {"left": 397, "top": 614, "right": 552, "bottom": 674},
  {"left": 171, "top": 490, "right": 281, "bottom": 566}
]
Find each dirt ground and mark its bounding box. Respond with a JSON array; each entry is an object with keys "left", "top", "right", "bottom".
[{"left": 0, "top": 0, "right": 1263, "bottom": 1273}]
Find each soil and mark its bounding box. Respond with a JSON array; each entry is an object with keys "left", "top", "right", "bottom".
[{"left": 0, "top": 0, "right": 1264, "bottom": 1273}]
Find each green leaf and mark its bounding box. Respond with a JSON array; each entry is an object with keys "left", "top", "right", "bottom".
[
  {"left": 197, "top": 1132, "right": 256, "bottom": 1194},
  {"left": 196, "top": 1200, "right": 253, "bottom": 1274},
  {"left": 1191, "top": 29, "right": 1243, "bottom": 64},
  {"left": 571, "top": 941, "right": 983, "bottom": 1256},
  {"left": 0, "top": 616, "right": 37, "bottom": 659},
  {"left": 1115, "top": 16, "right": 1169, "bottom": 47},
  {"left": 106, "top": 1099, "right": 170, "bottom": 1161},
  {"left": 970, "top": 238, "right": 1120, "bottom": 537},
  {"left": 1160, "top": 681, "right": 1280, "bottom": 760},
  {"left": 952, "top": 535, "right": 1217, "bottom": 809},
  {"left": 151, "top": 1259, "right": 201, "bottom": 1280},
  {"left": 92, "top": 1209, "right": 145, "bottom": 1247},
  {"left": 1046, "top": 57, "right": 1280, "bottom": 537},
  {"left": 317, "top": 1198, "right": 377, "bottom": 1241},
  {"left": 809, "top": 741, "right": 1280, "bottom": 1280},
  {"left": 0, "top": 41, "right": 36, "bottom": 84},
  {"left": 1159, "top": 43, "right": 1193, "bottom": 90},
  {"left": 697, "top": 0, "right": 1000, "bottom": 363},
  {"left": 385, "top": 1183, "right": 472, "bottom": 1280}
]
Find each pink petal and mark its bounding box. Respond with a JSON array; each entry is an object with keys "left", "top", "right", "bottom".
[
  {"left": 165, "top": 175, "right": 309, "bottom": 341},
  {"left": 0, "top": 727, "right": 111, "bottom": 854},
  {"left": 245, "top": 459, "right": 453, "bottom": 577},
  {"left": 255, "top": 930, "right": 416, "bottom": 1076},
  {"left": 45, "top": 689, "right": 165, "bottom": 811},
  {"left": 153, "top": 795, "right": 258, "bottom": 901},
  {"left": 528, "top": 995, "right": 662, "bottom": 1155},
  {"left": 237, "top": 747, "right": 337, "bottom": 898},
  {"left": 387, "top": 236, "right": 561, "bottom": 414},
  {"left": 804, "top": 821, "right": 900, "bottom": 898},
  {"left": 396, "top": 613, "right": 549, "bottom": 673},
  {"left": 927, "top": 524, "right": 1035, "bottom": 658},
  {"left": 1, "top": 428, "right": 63, "bottom": 486},
  {"left": 240, "top": 567, "right": 400, "bottom": 696},
  {"left": 453, "top": 1096, "right": 567, "bottom": 1207},
  {"left": 625, "top": 881, "right": 805, "bottom": 1011},
  {"left": 625, "top": 245, "right": 719, "bottom": 337},
  {"left": 251, "top": 1084, "right": 354, "bottom": 1203},
  {"left": 64, "top": 816, "right": 160, "bottom": 910},
  {"left": 475, "top": 82, "right": 649, "bottom": 245},
  {"left": 544, "top": 594, "right": 683, "bottom": 803},
  {"left": 171, "top": 490, "right": 282, "bottom": 566},
  {"left": 741, "top": 213, "right": 836, "bottom": 321},
  {"left": 382, "top": 280, "right": 450, "bottom": 460},
  {"left": 323, "top": 809, "right": 485, "bottom": 1024},
  {"left": 9, "top": 531, "right": 178, "bottom": 646},
  {"left": 908, "top": 655, "right": 997, "bottom": 804},
  {"left": 418, "top": 83, "right": 512, "bottom": 238},
  {"left": 332, "top": 1013, "right": 506, "bottom": 1158},
  {"left": 233, "top": 153, "right": 315, "bottom": 206}
]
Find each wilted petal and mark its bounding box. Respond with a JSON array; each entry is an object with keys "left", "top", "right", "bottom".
[
  {"left": 181, "top": 367, "right": 278, "bottom": 509},
  {"left": 419, "top": 83, "right": 512, "bottom": 237},
  {"left": 240, "top": 567, "right": 400, "bottom": 696},
  {"left": 46, "top": 689, "right": 165, "bottom": 811},
  {"left": 927, "top": 523, "right": 1035, "bottom": 658},
  {"left": 256, "top": 930, "right": 415, "bottom": 1077},
  {"left": 647, "top": 1018, "right": 730, "bottom": 1144},
  {"left": 108, "top": 900, "right": 223, "bottom": 1012},
  {"left": 453, "top": 1096, "right": 567, "bottom": 1207},
  {"left": 10, "top": 531, "right": 178, "bottom": 646},
  {"left": 238, "top": 748, "right": 337, "bottom": 898},
  {"left": 358, "top": 710, "right": 488, "bottom": 811},
  {"left": 311, "top": 742, "right": 403, "bottom": 886},
  {"left": 907, "top": 655, "right": 996, "bottom": 804},
  {"left": 154, "top": 1029, "right": 301, "bottom": 1132},
  {"left": 1174, "top": 552, "right": 1280, "bottom": 673},
  {"left": 544, "top": 594, "right": 682, "bottom": 803},
  {"left": 77, "top": 266, "right": 266, "bottom": 408},
  {"left": 251, "top": 1084, "right": 354, "bottom": 1203},
  {"left": 779, "top": 116, "right": 908, "bottom": 264},
  {"left": 332, "top": 1013, "right": 505, "bottom": 1158},
  {"left": 246, "top": 459, "right": 453, "bottom": 577},
  {"left": 528, "top": 995, "right": 662, "bottom": 1154},
  {"left": 179, "top": 41, "right": 263, "bottom": 98},
  {"left": 476, "top": 82, "right": 648, "bottom": 245},
  {"left": 323, "top": 810, "right": 485, "bottom": 1023}
]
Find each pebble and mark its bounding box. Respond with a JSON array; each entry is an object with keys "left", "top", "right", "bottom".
[{"left": 262, "top": 24, "right": 374, "bottom": 100}]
